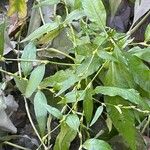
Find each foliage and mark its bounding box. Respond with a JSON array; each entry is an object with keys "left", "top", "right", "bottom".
[{"left": 0, "top": 0, "right": 150, "bottom": 149}]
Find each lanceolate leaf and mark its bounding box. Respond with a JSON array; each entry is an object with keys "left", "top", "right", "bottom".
[
  {"left": 21, "top": 22, "right": 59, "bottom": 42},
  {"left": 128, "top": 56, "right": 150, "bottom": 93},
  {"left": 44, "top": 104, "right": 63, "bottom": 119},
  {"left": 0, "top": 21, "right": 5, "bottom": 56},
  {"left": 34, "top": 91, "right": 47, "bottom": 136},
  {"left": 83, "top": 89, "right": 93, "bottom": 124},
  {"left": 21, "top": 42, "right": 37, "bottom": 76},
  {"left": 14, "top": 76, "right": 28, "bottom": 94},
  {"left": 25, "top": 64, "right": 45, "bottom": 98},
  {"left": 82, "top": 0, "right": 106, "bottom": 28},
  {"left": 66, "top": 114, "right": 80, "bottom": 131},
  {"left": 128, "top": 46, "right": 150, "bottom": 62},
  {"left": 8, "top": 0, "right": 27, "bottom": 18},
  {"left": 64, "top": 9, "right": 85, "bottom": 24},
  {"left": 54, "top": 123, "right": 77, "bottom": 150},
  {"left": 95, "top": 86, "right": 149, "bottom": 110},
  {"left": 90, "top": 106, "right": 103, "bottom": 127},
  {"left": 83, "top": 138, "right": 112, "bottom": 150}
]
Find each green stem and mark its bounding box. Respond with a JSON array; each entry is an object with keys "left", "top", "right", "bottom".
[
  {"left": 3, "top": 141, "right": 31, "bottom": 150},
  {"left": 24, "top": 97, "right": 48, "bottom": 150},
  {"left": 127, "top": 11, "right": 150, "bottom": 36},
  {"left": 4, "top": 58, "right": 79, "bottom": 66}
]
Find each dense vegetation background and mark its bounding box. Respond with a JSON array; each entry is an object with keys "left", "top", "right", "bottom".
[{"left": 0, "top": 0, "right": 150, "bottom": 150}]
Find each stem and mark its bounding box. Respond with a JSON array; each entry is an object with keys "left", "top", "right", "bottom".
[
  {"left": 24, "top": 97, "right": 48, "bottom": 150},
  {"left": 4, "top": 58, "right": 79, "bottom": 66},
  {"left": 142, "top": 115, "right": 150, "bottom": 134},
  {"left": 38, "top": 48, "right": 75, "bottom": 61},
  {"left": 3, "top": 141, "right": 31, "bottom": 150},
  {"left": 66, "top": 61, "right": 107, "bottom": 116},
  {"left": 127, "top": 11, "right": 150, "bottom": 36}
]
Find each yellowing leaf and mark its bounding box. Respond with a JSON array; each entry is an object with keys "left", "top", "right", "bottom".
[{"left": 8, "top": 0, "right": 27, "bottom": 18}]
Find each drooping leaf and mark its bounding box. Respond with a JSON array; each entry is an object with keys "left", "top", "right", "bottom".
[
  {"left": 8, "top": 0, "right": 27, "bottom": 18},
  {"left": 83, "top": 89, "right": 93, "bottom": 124},
  {"left": 0, "top": 21, "right": 5, "bottom": 56},
  {"left": 95, "top": 86, "right": 149, "bottom": 110},
  {"left": 38, "top": 27, "right": 61, "bottom": 44},
  {"left": 44, "top": 104, "right": 63, "bottom": 119},
  {"left": 21, "top": 42, "right": 37, "bottom": 76},
  {"left": 25, "top": 64, "right": 45, "bottom": 98},
  {"left": 56, "top": 74, "right": 79, "bottom": 96},
  {"left": 82, "top": 0, "right": 106, "bottom": 28},
  {"left": 40, "top": 69, "right": 73, "bottom": 89},
  {"left": 21, "top": 22, "right": 59, "bottom": 42},
  {"left": 128, "top": 46, "right": 150, "bottom": 62},
  {"left": 54, "top": 123, "right": 77, "bottom": 150},
  {"left": 34, "top": 91, "right": 47, "bottom": 136},
  {"left": 76, "top": 55, "right": 102, "bottom": 79},
  {"left": 64, "top": 9, "right": 85, "bottom": 24},
  {"left": 14, "top": 76, "right": 28, "bottom": 94},
  {"left": 97, "top": 50, "right": 117, "bottom": 62},
  {"left": 128, "top": 56, "right": 150, "bottom": 93},
  {"left": 66, "top": 114, "right": 80, "bottom": 131},
  {"left": 61, "top": 90, "right": 85, "bottom": 104},
  {"left": 132, "top": 0, "right": 150, "bottom": 26},
  {"left": 104, "top": 62, "right": 135, "bottom": 88},
  {"left": 90, "top": 106, "right": 103, "bottom": 127},
  {"left": 105, "top": 97, "right": 137, "bottom": 150},
  {"left": 83, "top": 138, "right": 112, "bottom": 150}
]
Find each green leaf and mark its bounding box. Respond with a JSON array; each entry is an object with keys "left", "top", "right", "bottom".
[
  {"left": 54, "top": 123, "right": 77, "bottom": 150},
  {"left": 76, "top": 55, "right": 101, "bottom": 79},
  {"left": 128, "top": 46, "right": 150, "bottom": 62},
  {"left": 128, "top": 56, "right": 150, "bottom": 93},
  {"left": 145, "top": 24, "right": 150, "bottom": 42},
  {"left": 40, "top": 69, "right": 73, "bottom": 90},
  {"left": 95, "top": 86, "right": 149, "bottom": 110},
  {"left": 104, "top": 60, "right": 142, "bottom": 150},
  {"left": 44, "top": 104, "right": 63, "bottom": 119},
  {"left": 64, "top": 9, "right": 85, "bottom": 24},
  {"left": 34, "top": 91, "right": 47, "bottom": 136},
  {"left": 21, "top": 42, "right": 37, "bottom": 76},
  {"left": 0, "top": 21, "right": 5, "bottom": 56},
  {"left": 104, "top": 62, "right": 135, "bottom": 88},
  {"left": 97, "top": 50, "right": 117, "bottom": 62},
  {"left": 56, "top": 74, "right": 79, "bottom": 96},
  {"left": 83, "top": 138, "right": 112, "bottom": 150},
  {"left": 61, "top": 90, "right": 85, "bottom": 104},
  {"left": 14, "top": 76, "right": 28, "bottom": 94},
  {"left": 105, "top": 97, "right": 137, "bottom": 150},
  {"left": 83, "top": 89, "right": 93, "bottom": 124},
  {"left": 66, "top": 114, "right": 80, "bottom": 131},
  {"left": 90, "top": 106, "right": 103, "bottom": 127},
  {"left": 8, "top": 0, "right": 27, "bottom": 18},
  {"left": 38, "top": 27, "right": 61, "bottom": 44},
  {"left": 21, "top": 22, "right": 59, "bottom": 42},
  {"left": 82, "top": 0, "right": 106, "bottom": 28},
  {"left": 25, "top": 64, "right": 45, "bottom": 98}
]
